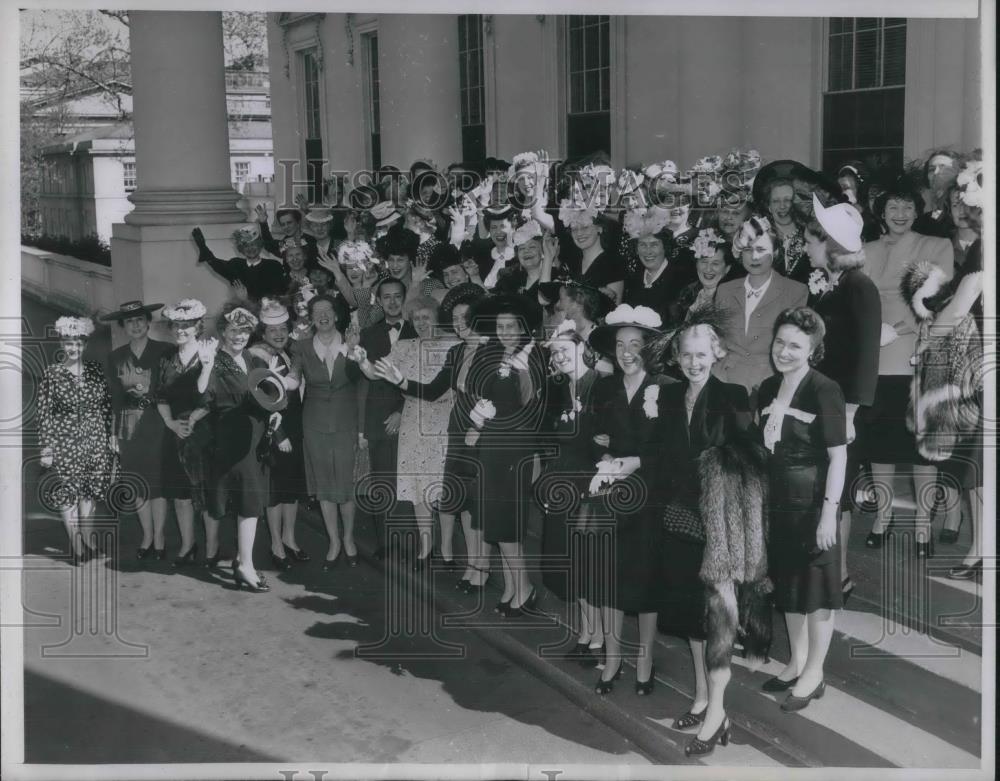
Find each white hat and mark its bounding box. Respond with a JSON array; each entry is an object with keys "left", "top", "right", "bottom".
[
  {"left": 54, "top": 316, "right": 94, "bottom": 338},
  {"left": 812, "top": 194, "right": 863, "bottom": 252},
  {"left": 234, "top": 223, "right": 262, "bottom": 242},
  {"left": 259, "top": 298, "right": 290, "bottom": 326},
  {"left": 304, "top": 209, "right": 334, "bottom": 224}
]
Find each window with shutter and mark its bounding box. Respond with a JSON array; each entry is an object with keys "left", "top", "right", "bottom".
[
  {"left": 458, "top": 15, "right": 487, "bottom": 166},
  {"left": 566, "top": 15, "right": 611, "bottom": 161},
  {"left": 823, "top": 18, "right": 906, "bottom": 173}
]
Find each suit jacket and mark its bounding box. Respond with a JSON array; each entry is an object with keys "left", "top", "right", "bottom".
[
  {"left": 359, "top": 319, "right": 418, "bottom": 439},
  {"left": 863, "top": 231, "right": 953, "bottom": 375},
  {"left": 713, "top": 273, "right": 808, "bottom": 397},
  {"left": 812, "top": 268, "right": 881, "bottom": 406},
  {"left": 291, "top": 338, "right": 362, "bottom": 435},
  {"left": 260, "top": 221, "right": 319, "bottom": 266},
  {"left": 622, "top": 258, "right": 699, "bottom": 329}
]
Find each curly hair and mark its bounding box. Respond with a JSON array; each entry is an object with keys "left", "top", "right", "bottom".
[
  {"left": 307, "top": 293, "right": 351, "bottom": 335},
  {"left": 404, "top": 295, "right": 440, "bottom": 322},
  {"left": 773, "top": 306, "right": 826, "bottom": 366},
  {"left": 874, "top": 178, "right": 925, "bottom": 220}
]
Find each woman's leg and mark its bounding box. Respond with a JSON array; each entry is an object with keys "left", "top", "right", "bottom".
[
  {"left": 839, "top": 510, "right": 852, "bottom": 583},
  {"left": 61, "top": 504, "right": 83, "bottom": 554},
  {"left": 319, "top": 500, "right": 341, "bottom": 561},
  {"left": 869, "top": 463, "right": 894, "bottom": 533},
  {"left": 135, "top": 499, "right": 154, "bottom": 549},
  {"left": 467, "top": 517, "right": 490, "bottom": 586},
  {"left": 459, "top": 511, "right": 476, "bottom": 582},
  {"left": 940, "top": 486, "right": 962, "bottom": 534},
  {"left": 151, "top": 497, "right": 167, "bottom": 550},
  {"left": 792, "top": 609, "right": 835, "bottom": 696},
  {"left": 962, "top": 487, "right": 983, "bottom": 566},
  {"left": 778, "top": 612, "right": 808, "bottom": 682},
  {"left": 203, "top": 512, "right": 221, "bottom": 559},
  {"left": 438, "top": 511, "right": 456, "bottom": 561},
  {"left": 699, "top": 660, "right": 733, "bottom": 740},
  {"left": 688, "top": 639, "right": 710, "bottom": 714},
  {"left": 912, "top": 465, "right": 937, "bottom": 545},
  {"left": 281, "top": 502, "right": 301, "bottom": 551},
  {"left": 340, "top": 500, "right": 356, "bottom": 557},
  {"left": 266, "top": 505, "right": 284, "bottom": 558},
  {"left": 414, "top": 501, "right": 433, "bottom": 560},
  {"left": 174, "top": 499, "right": 195, "bottom": 555},
  {"left": 636, "top": 611, "right": 658, "bottom": 681},
  {"left": 235, "top": 515, "right": 260, "bottom": 584},
  {"left": 600, "top": 607, "right": 625, "bottom": 680},
  {"left": 497, "top": 542, "right": 517, "bottom": 602}
]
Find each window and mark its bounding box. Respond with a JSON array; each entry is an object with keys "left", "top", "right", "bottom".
[
  {"left": 458, "top": 15, "right": 486, "bottom": 165},
  {"left": 822, "top": 18, "right": 906, "bottom": 173},
  {"left": 362, "top": 32, "right": 382, "bottom": 171},
  {"left": 302, "top": 48, "right": 324, "bottom": 203},
  {"left": 566, "top": 15, "right": 611, "bottom": 161},
  {"left": 123, "top": 161, "right": 137, "bottom": 192},
  {"left": 234, "top": 161, "right": 250, "bottom": 185}
]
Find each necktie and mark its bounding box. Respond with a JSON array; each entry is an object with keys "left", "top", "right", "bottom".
[{"left": 389, "top": 322, "right": 401, "bottom": 331}]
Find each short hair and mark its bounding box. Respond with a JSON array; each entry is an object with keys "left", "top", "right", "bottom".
[
  {"left": 762, "top": 177, "right": 795, "bottom": 208},
  {"left": 773, "top": 306, "right": 826, "bottom": 366},
  {"left": 216, "top": 301, "right": 260, "bottom": 335},
  {"left": 404, "top": 295, "right": 440, "bottom": 321},
  {"left": 804, "top": 220, "right": 866, "bottom": 271},
  {"left": 376, "top": 225, "right": 419, "bottom": 261},
  {"left": 739, "top": 215, "right": 777, "bottom": 250},
  {"left": 671, "top": 323, "right": 728, "bottom": 364},
  {"left": 117, "top": 311, "right": 153, "bottom": 328},
  {"left": 307, "top": 293, "right": 351, "bottom": 334},
  {"left": 276, "top": 208, "right": 302, "bottom": 225},
  {"left": 922, "top": 148, "right": 962, "bottom": 184},
  {"left": 564, "top": 283, "right": 605, "bottom": 322},
  {"left": 429, "top": 242, "right": 463, "bottom": 275},
  {"left": 374, "top": 276, "right": 407, "bottom": 300},
  {"left": 874, "top": 180, "right": 925, "bottom": 219}
]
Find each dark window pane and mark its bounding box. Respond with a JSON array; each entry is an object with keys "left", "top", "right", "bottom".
[
  {"left": 569, "top": 15, "right": 581, "bottom": 31},
  {"left": 600, "top": 22, "right": 609, "bottom": 68},
  {"left": 459, "top": 52, "right": 467, "bottom": 87},
  {"left": 829, "top": 18, "right": 842, "bottom": 35},
  {"left": 883, "top": 87, "right": 905, "bottom": 144},
  {"left": 855, "top": 28, "right": 878, "bottom": 89},
  {"left": 471, "top": 88, "right": 482, "bottom": 125},
  {"left": 601, "top": 67, "right": 610, "bottom": 111},
  {"left": 567, "top": 112, "right": 610, "bottom": 160},
  {"left": 462, "top": 124, "right": 486, "bottom": 165},
  {"left": 470, "top": 52, "right": 480, "bottom": 88},
  {"left": 570, "top": 72, "right": 584, "bottom": 113},
  {"left": 828, "top": 36, "right": 844, "bottom": 91},
  {"left": 570, "top": 28, "right": 583, "bottom": 73},
  {"left": 856, "top": 17, "right": 878, "bottom": 31},
  {"left": 585, "top": 24, "right": 599, "bottom": 70},
  {"left": 458, "top": 16, "right": 467, "bottom": 51},
  {"left": 585, "top": 69, "right": 600, "bottom": 112},
  {"left": 883, "top": 24, "right": 906, "bottom": 85}
]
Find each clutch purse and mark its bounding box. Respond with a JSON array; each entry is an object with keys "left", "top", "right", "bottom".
[{"left": 662, "top": 504, "right": 705, "bottom": 543}]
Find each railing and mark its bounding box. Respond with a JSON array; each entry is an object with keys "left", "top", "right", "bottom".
[{"left": 225, "top": 71, "right": 270, "bottom": 90}]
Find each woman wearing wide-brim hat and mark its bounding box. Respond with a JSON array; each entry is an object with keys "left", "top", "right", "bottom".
[
  {"left": 585, "top": 303, "right": 673, "bottom": 695},
  {"left": 467, "top": 292, "right": 547, "bottom": 614},
  {"left": 101, "top": 300, "right": 174, "bottom": 562}
]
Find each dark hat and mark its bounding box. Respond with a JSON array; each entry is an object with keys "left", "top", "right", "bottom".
[
  {"left": 439, "top": 282, "right": 487, "bottom": 331},
  {"left": 375, "top": 224, "right": 420, "bottom": 260},
  {"left": 482, "top": 205, "right": 516, "bottom": 225},
  {"left": 468, "top": 292, "right": 543, "bottom": 336},
  {"left": 348, "top": 185, "right": 380, "bottom": 211},
  {"left": 587, "top": 303, "right": 665, "bottom": 358},
  {"left": 248, "top": 367, "right": 289, "bottom": 413},
  {"left": 485, "top": 157, "right": 510, "bottom": 174},
  {"left": 100, "top": 300, "right": 164, "bottom": 322},
  {"left": 428, "top": 242, "right": 463, "bottom": 274}
]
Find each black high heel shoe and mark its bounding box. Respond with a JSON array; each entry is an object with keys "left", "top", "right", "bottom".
[
  {"left": 865, "top": 530, "right": 889, "bottom": 549},
  {"left": 948, "top": 560, "right": 982, "bottom": 580},
  {"left": 154, "top": 548, "right": 166, "bottom": 561},
  {"left": 72, "top": 546, "right": 97, "bottom": 567},
  {"left": 915, "top": 540, "right": 935, "bottom": 559},
  {"left": 136, "top": 543, "right": 154, "bottom": 560},
  {"left": 322, "top": 551, "right": 342, "bottom": 571},
  {"left": 781, "top": 680, "right": 826, "bottom": 712},
  {"left": 495, "top": 596, "right": 514, "bottom": 615},
  {"left": 594, "top": 661, "right": 624, "bottom": 695},
  {"left": 939, "top": 528, "right": 960, "bottom": 545},
  {"left": 271, "top": 552, "right": 292, "bottom": 571},
  {"left": 204, "top": 550, "right": 224, "bottom": 569},
  {"left": 461, "top": 568, "right": 490, "bottom": 594},
  {"left": 173, "top": 544, "right": 198, "bottom": 568},
  {"left": 284, "top": 544, "right": 311, "bottom": 562},
  {"left": 761, "top": 675, "right": 799, "bottom": 693},
  {"left": 635, "top": 664, "right": 656, "bottom": 696},
  {"left": 672, "top": 707, "right": 707, "bottom": 731},
  {"left": 506, "top": 588, "right": 538, "bottom": 617},
  {"left": 685, "top": 717, "right": 730, "bottom": 757},
  {"left": 233, "top": 568, "right": 270, "bottom": 593},
  {"left": 841, "top": 577, "right": 855, "bottom": 607},
  {"left": 580, "top": 644, "right": 603, "bottom": 669}
]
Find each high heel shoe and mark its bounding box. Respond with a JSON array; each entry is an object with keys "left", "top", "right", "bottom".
[
  {"left": 781, "top": 680, "right": 825, "bottom": 712},
  {"left": 322, "top": 551, "right": 342, "bottom": 571},
  {"left": 635, "top": 663, "right": 656, "bottom": 696},
  {"left": 154, "top": 548, "right": 166, "bottom": 561},
  {"left": 685, "top": 718, "right": 731, "bottom": 757},
  {"left": 173, "top": 544, "right": 198, "bottom": 568},
  {"left": 506, "top": 588, "right": 538, "bottom": 617},
  {"left": 580, "top": 644, "right": 603, "bottom": 669},
  {"left": 865, "top": 530, "right": 889, "bottom": 549},
  {"left": 456, "top": 576, "right": 471, "bottom": 590},
  {"left": 672, "top": 707, "right": 707, "bottom": 731},
  {"left": 594, "top": 661, "right": 624, "bottom": 695},
  {"left": 412, "top": 555, "right": 431, "bottom": 573},
  {"left": 271, "top": 552, "right": 292, "bottom": 571},
  {"left": 283, "top": 544, "right": 311, "bottom": 562},
  {"left": 233, "top": 568, "right": 270, "bottom": 593},
  {"left": 495, "top": 596, "right": 514, "bottom": 615},
  {"left": 461, "top": 567, "right": 489, "bottom": 593},
  {"left": 938, "top": 528, "right": 960, "bottom": 545},
  {"left": 72, "top": 546, "right": 97, "bottom": 567},
  {"left": 948, "top": 560, "right": 982, "bottom": 580},
  {"left": 204, "top": 550, "right": 223, "bottom": 569},
  {"left": 761, "top": 675, "right": 799, "bottom": 693},
  {"left": 136, "top": 543, "right": 154, "bottom": 560},
  {"left": 841, "top": 577, "right": 855, "bottom": 607}
]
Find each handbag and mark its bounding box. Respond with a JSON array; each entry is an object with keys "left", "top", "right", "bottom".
[
  {"left": 354, "top": 441, "right": 371, "bottom": 487},
  {"left": 662, "top": 503, "right": 705, "bottom": 543}
]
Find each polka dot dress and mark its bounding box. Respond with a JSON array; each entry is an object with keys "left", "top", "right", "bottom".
[{"left": 38, "top": 361, "right": 116, "bottom": 509}]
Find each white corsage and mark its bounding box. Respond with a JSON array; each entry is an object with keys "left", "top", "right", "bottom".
[
  {"left": 470, "top": 398, "right": 497, "bottom": 428},
  {"left": 589, "top": 458, "right": 624, "bottom": 496},
  {"left": 642, "top": 385, "right": 660, "bottom": 419},
  {"left": 508, "top": 342, "right": 535, "bottom": 372},
  {"left": 560, "top": 397, "right": 584, "bottom": 423},
  {"left": 604, "top": 304, "right": 663, "bottom": 330},
  {"left": 692, "top": 227, "right": 728, "bottom": 259},
  {"left": 498, "top": 363, "right": 511, "bottom": 378},
  {"left": 957, "top": 159, "right": 983, "bottom": 209},
  {"left": 808, "top": 269, "right": 831, "bottom": 297},
  {"left": 623, "top": 206, "right": 671, "bottom": 239},
  {"left": 54, "top": 316, "right": 95, "bottom": 338},
  {"left": 347, "top": 345, "right": 367, "bottom": 363},
  {"left": 545, "top": 318, "right": 578, "bottom": 347}
]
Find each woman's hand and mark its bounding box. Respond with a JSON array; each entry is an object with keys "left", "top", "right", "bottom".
[
  {"left": 169, "top": 419, "right": 192, "bottom": 439},
  {"left": 232, "top": 280, "right": 249, "bottom": 301},
  {"left": 542, "top": 234, "right": 559, "bottom": 266},
  {"left": 846, "top": 405, "right": 858, "bottom": 445},
  {"left": 411, "top": 257, "right": 429, "bottom": 285},
  {"left": 383, "top": 411, "right": 402, "bottom": 436},
  {"left": 277, "top": 438, "right": 292, "bottom": 454},
  {"left": 357, "top": 432, "right": 368, "bottom": 449},
  {"left": 373, "top": 358, "right": 403, "bottom": 386},
  {"left": 40, "top": 447, "right": 54, "bottom": 468},
  {"left": 316, "top": 247, "right": 339, "bottom": 274},
  {"left": 817, "top": 505, "right": 838, "bottom": 551},
  {"left": 295, "top": 192, "right": 310, "bottom": 212},
  {"left": 592, "top": 433, "right": 610, "bottom": 448},
  {"left": 465, "top": 428, "right": 481, "bottom": 447},
  {"left": 879, "top": 323, "right": 899, "bottom": 347},
  {"left": 345, "top": 323, "right": 361, "bottom": 351},
  {"left": 196, "top": 337, "right": 219, "bottom": 368},
  {"left": 255, "top": 204, "right": 269, "bottom": 224}
]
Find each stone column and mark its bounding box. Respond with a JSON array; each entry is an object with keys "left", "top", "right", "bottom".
[{"left": 110, "top": 11, "right": 247, "bottom": 343}]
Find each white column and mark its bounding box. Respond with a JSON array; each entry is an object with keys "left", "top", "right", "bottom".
[{"left": 125, "top": 11, "right": 244, "bottom": 224}]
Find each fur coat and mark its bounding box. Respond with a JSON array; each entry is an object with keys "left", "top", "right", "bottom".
[
  {"left": 698, "top": 439, "right": 773, "bottom": 669},
  {"left": 900, "top": 261, "right": 983, "bottom": 462}
]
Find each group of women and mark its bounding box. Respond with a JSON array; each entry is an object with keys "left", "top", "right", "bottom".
[{"left": 36, "top": 144, "right": 985, "bottom": 756}]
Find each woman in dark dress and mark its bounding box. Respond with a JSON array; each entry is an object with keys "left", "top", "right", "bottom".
[
  {"left": 757, "top": 308, "right": 847, "bottom": 712},
  {"left": 156, "top": 300, "right": 214, "bottom": 566},
  {"left": 38, "top": 316, "right": 116, "bottom": 565},
  {"left": 198, "top": 304, "right": 284, "bottom": 593},
  {"left": 649, "top": 317, "right": 757, "bottom": 755},
  {"left": 374, "top": 283, "right": 492, "bottom": 591},
  {"left": 556, "top": 200, "right": 624, "bottom": 306},
  {"left": 586, "top": 304, "right": 670, "bottom": 695},
  {"left": 249, "top": 299, "right": 308, "bottom": 571},
  {"left": 804, "top": 195, "right": 881, "bottom": 603},
  {"left": 537, "top": 320, "right": 604, "bottom": 666},
  {"left": 102, "top": 300, "right": 172, "bottom": 560}
]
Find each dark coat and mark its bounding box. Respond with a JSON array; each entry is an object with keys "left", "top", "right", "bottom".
[{"left": 359, "top": 319, "right": 418, "bottom": 440}]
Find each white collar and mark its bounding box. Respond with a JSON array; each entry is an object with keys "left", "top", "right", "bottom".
[
  {"left": 491, "top": 245, "right": 515, "bottom": 263},
  {"left": 643, "top": 260, "right": 668, "bottom": 287},
  {"left": 745, "top": 272, "right": 773, "bottom": 297},
  {"left": 312, "top": 333, "right": 346, "bottom": 360}
]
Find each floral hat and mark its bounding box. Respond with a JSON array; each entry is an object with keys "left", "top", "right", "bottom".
[
  {"left": 259, "top": 298, "right": 290, "bottom": 326},
  {"left": 691, "top": 155, "right": 724, "bottom": 175},
  {"left": 623, "top": 206, "right": 672, "bottom": 239},
  {"left": 162, "top": 298, "right": 207, "bottom": 323},
  {"left": 232, "top": 223, "right": 262, "bottom": 243},
  {"left": 513, "top": 219, "right": 544, "bottom": 247},
  {"left": 337, "top": 240, "right": 377, "bottom": 269},
  {"left": 956, "top": 158, "right": 983, "bottom": 209},
  {"left": 587, "top": 303, "right": 663, "bottom": 357},
  {"left": 643, "top": 160, "right": 679, "bottom": 183},
  {"left": 692, "top": 227, "right": 730, "bottom": 259},
  {"left": 223, "top": 306, "right": 259, "bottom": 331},
  {"left": 54, "top": 316, "right": 95, "bottom": 339},
  {"left": 558, "top": 198, "right": 601, "bottom": 230}
]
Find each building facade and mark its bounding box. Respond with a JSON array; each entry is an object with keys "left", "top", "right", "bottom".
[{"left": 267, "top": 13, "right": 981, "bottom": 203}]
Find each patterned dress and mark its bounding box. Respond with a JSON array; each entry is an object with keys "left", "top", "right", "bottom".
[
  {"left": 38, "top": 362, "right": 116, "bottom": 508},
  {"left": 390, "top": 335, "right": 459, "bottom": 506}
]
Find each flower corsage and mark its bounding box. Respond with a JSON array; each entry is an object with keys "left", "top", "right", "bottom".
[
  {"left": 642, "top": 384, "right": 660, "bottom": 419},
  {"left": 807, "top": 269, "right": 831, "bottom": 297},
  {"left": 470, "top": 399, "right": 497, "bottom": 429},
  {"left": 560, "top": 397, "right": 583, "bottom": 423}
]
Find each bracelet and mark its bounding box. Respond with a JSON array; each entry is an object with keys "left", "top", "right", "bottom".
[{"left": 824, "top": 497, "right": 840, "bottom": 505}]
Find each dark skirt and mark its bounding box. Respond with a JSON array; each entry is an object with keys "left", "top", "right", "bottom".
[
  {"left": 480, "top": 439, "right": 534, "bottom": 544},
  {"left": 267, "top": 437, "right": 307, "bottom": 506},
  {"left": 657, "top": 528, "right": 708, "bottom": 640},
  {"left": 209, "top": 416, "right": 268, "bottom": 519},
  {"left": 540, "top": 483, "right": 603, "bottom": 603},
  {"left": 768, "top": 463, "right": 842, "bottom": 614},
  {"left": 864, "top": 375, "right": 923, "bottom": 465},
  {"left": 118, "top": 409, "right": 167, "bottom": 501},
  {"left": 160, "top": 419, "right": 210, "bottom": 508},
  {"left": 436, "top": 436, "right": 482, "bottom": 522}
]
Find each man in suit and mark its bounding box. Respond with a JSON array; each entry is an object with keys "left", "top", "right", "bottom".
[
  {"left": 258, "top": 206, "right": 319, "bottom": 266},
  {"left": 713, "top": 216, "right": 808, "bottom": 404},
  {"left": 359, "top": 277, "right": 418, "bottom": 558}
]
